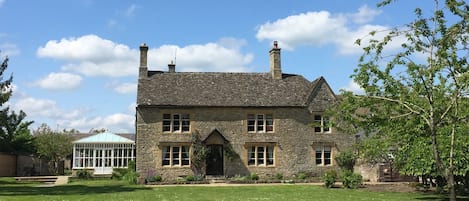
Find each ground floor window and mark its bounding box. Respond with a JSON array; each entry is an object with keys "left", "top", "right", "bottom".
[
  {"left": 315, "top": 145, "right": 332, "bottom": 166},
  {"left": 73, "top": 143, "right": 135, "bottom": 169},
  {"left": 162, "top": 145, "right": 190, "bottom": 166},
  {"left": 247, "top": 145, "right": 274, "bottom": 166}
]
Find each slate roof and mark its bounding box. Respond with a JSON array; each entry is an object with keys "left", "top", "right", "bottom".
[{"left": 137, "top": 72, "right": 324, "bottom": 107}]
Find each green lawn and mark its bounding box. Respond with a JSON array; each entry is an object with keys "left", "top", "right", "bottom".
[{"left": 0, "top": 178, "right": 457, "bottom": 201}]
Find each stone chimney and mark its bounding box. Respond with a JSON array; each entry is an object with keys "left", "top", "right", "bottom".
[
  {"left": 269, "top": 41, "right": 282, "bottom": 79},
  {"left": 139, "top": 43, "right": 148, "bottom": 78},
  {"left": 168, "top": 60, "right": 176, "bottom": 73}
]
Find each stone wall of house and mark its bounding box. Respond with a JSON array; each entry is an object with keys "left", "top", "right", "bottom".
[{"left": 136, "top": 105, "right": 355, "bottom": 181}]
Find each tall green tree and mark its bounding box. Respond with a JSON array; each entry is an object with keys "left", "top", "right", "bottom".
[
  {"left": 34, "top": 124, "right": 73, "bottom": 175},
  {"left": 0, "top": 56, "right": 34, "bottom": 154},
  {"left": 332, "top": 1, "right": 468, "bottom": 200}
]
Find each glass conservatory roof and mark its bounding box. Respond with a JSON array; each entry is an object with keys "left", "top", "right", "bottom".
[{"left": 73, "top": 132, "right": 134, "bottom": 144}]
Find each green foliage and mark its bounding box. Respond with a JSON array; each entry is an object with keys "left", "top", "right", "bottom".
[
  {"left": 112, "top": 168, "right": 128, "bottom": 180},
  {"left": 275, "top": 173, "right": 283, "bottom": 180},
  {"left": 328, "top": 1, "right": 469, "bottom": 200},
  {"left": 0, "top": 56, "right": 34, "bottom": 155},
  {"left": 296, "top": 173, "right": 307, "bottom": 180},
  {"left": 334, "top": 151, "right": 357, "bottom": 171},
  {"left": 250, "top": 173, "right": 259, "bottom": 181},
  {"left": 122, "top": 171, "right": 138, "bottom": 185},
  {"left": 76, "top": 169, "right": 91, "bottom": 179},
  {"left": 322, "top": 170, "right": 337, "bottom": 188},
  {"left": 341, "top": 170, "right": 362, "bottom": 189},
  {"left": 190, "top": 131, "right": 208, "bottom": 177},
  {"left": 33, "top": 124, "right": 73, "bottom": 175}
]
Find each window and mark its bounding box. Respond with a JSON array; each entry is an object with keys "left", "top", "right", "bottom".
[
  {"left": 314, "top": 114, "right": 330, "bottom": 133},
  {"left": 162, "top": 114, "right": 190, "bottom": 132},
  {"left": 315, "top": 145, "right": 332, "bottom": 166},
  {"left": 247, "top": 145, "right": 275, "bottom": 166},
  {"left": 162, "top": 145, "right": 190, "bottom": 166},
  {"left": 247, "top": 114, "right": 273, "bottom": 132},
  {"left": 73, "top": 143, "right": 135, "bottom": 169}
]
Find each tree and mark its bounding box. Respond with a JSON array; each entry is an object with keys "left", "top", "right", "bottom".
[
  {"left": 33, "top": 124, "right": 73, "bottom": 175},
  {"left": 0, "top": 56, "right": 34, "bottom": 154},
  {"left": 332, "top": 1, "right": 468, "bottom": 200}
]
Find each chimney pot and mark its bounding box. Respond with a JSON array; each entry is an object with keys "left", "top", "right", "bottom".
[{"left": 168, "top": 60, "right": 176, "bottom": 73}]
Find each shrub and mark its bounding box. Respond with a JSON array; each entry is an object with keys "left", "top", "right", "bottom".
[
  {"left": 334, "top": 151, "right": 357, "bottom": 171},
  {"left": 146, "top": 175, "right": 162, "bottom": 183},
  {"left": 112, "top": 168, "right": 128, "bottom": 180},
  {"left": 185, "top": 175, "right": 195, "bottom": 181},
  {"left": 296, "top": 173, "right": 307, "bottom": 180},
  {"left": 123, "top": 171, "right": 139, "bottom": 185},
  {"left": 76, "top": 169, "right": 91, "bottom": 179},
  {"left": 342, "top": 170, "right": 362, "bottom": 189},
  {"left": 275, "top": 173, "right": 283, "bottom": 180},
  {"left": 250, "top": 173, "right": 259, "bottom": 181},
  {"left": 322, "top": 170, "right": 337, "bottom": 188}
]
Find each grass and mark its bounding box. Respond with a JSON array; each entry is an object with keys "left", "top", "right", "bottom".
[{"left": 0, "top": 177, "right": 463, "bottom": 201}]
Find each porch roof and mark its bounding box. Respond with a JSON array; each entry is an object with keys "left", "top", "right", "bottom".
[{"left": 73, "top": 132, "right": 134, "bottom": 144}]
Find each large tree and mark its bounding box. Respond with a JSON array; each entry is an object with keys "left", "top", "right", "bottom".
[
  {"left": 0, "top": 56, "right": 34, "bottom": 154},
  {"left": 34, "top": 124, "right": 73, "bottom": 175},
  {"left": 332, "top": 1, "right": 468, "bottom": 200}
]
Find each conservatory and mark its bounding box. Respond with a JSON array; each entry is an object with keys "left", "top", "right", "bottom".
[{"left": 72, "top": 132, "right": 135, "bottom": 175}]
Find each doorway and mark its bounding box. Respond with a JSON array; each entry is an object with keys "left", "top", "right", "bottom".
[{"left": 205, "top": 145, "right": 224, "bottom": 176}]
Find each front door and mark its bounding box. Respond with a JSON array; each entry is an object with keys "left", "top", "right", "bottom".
[
  {"left": 206, "top": 145, "right": 224, "bottom": 175},
  {"left": 94, "top": 148, "right": 113, "bottom": 175}
]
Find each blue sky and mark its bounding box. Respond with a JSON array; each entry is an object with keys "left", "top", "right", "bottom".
[{"left": 0, "top": 0, "right": 433, "bottom": 133}]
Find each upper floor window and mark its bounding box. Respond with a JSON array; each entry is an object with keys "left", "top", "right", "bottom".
[
  {"left": 162, "top": 145, "right": 190, "bottom": 166},
  {"left": 314, "top": 114, "right": 330, "bottom": 133},
  {"left": 247, "top": 145, "right": 274, "bottom": 166},
  {"left": 163, "top": 114, "right": 190, "bottom": 132},
  {"left": 315, "top": 145, "right": 332, "bottom": 166},
  {"left": 247, "top": 114, "right": 273, "bottom": 133}
]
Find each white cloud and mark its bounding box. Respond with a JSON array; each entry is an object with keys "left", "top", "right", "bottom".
[
  {"left": 37, "top": 34, "right": 138, "bottom": 77},
  {"left": 124, "top": 4, "right": 138, "bottom": 17},
  {"left": 255, "top": 5, "right": 399, "bottom": 55},
  {"left": 340, "top": 80, "right": 365, "bottom": 95},
  {"left": 12, "top": 97, "right": 84, "bottom": 120},
  {"left": 35, "top": 72, "right": 82, "bottom": 90},
  {"left": 37, "top": 35, "right": 253, "bottom": 77},
  {"left": 58, "top": 113, "right": 134, "bottom": 133},
  {"left": 112, "top": 82, "right": 137, "bottom": 94},
  {"left": 349, "top": 5, "right": 382, "bottom": 24},
  {"left": 149, "top": 39, "right": 254, "bottom": 72},
  {"left": 0, "top": 43, "right": 20, "bottom": 56}
]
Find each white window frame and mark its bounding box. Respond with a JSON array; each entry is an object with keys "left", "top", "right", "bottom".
[
  {"left": 162, "top": 114, "right": 190, "bottom": 133},
  {"left": 314, "top": 114, "right": 331, "bottom": 133},
  {"left": 73, "top": 143, "right": 135, "bottom": 169},
  {"left": 247, "top": 145, "right": 275, "bottom": 166},
  {"left": 162, "top": 145, "right": 190, "bottom": 167},
  {"left": 315, "top": 145, "right": 332, "bottom": 166},
  {"left": 247, "top": 114, "right": 273, "bottom": 133}
]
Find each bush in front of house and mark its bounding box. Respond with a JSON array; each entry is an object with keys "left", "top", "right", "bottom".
[
  {"left": 322, "top": 169, "right": 337, "bottom": 188},
  {"left": 76, "top": 169, "right": 92, "bottom": 179},
  {"left": 341, "top": 170, "right": 362, "bottom": 189},
  {"left": 250, "top": 173, "right": 259, "bottom": 181}
]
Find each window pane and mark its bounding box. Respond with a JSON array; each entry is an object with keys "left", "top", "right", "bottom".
[
  {"left": 248, "top": 147, "right": 255, "bottom": 165},
  {"left": 266, "top": 114, "right": 273, "bottom": 132},
  {"left": 314, "top": 115, "right": 322, "bottom": 132},
  {"left": 257, "top": 146, "right": 265, "bottom": 165},
  {"left": 163, "top": 114, "right": 171, "bottom": 132},
  {"left": 181, "top": 146, "right": 190, "bottom": 165},
  {"left": 315, "top": 147, "right": 323, "bottom": 165},
  {"left": 324, "top": 146, "right": 331, "bottom": 165},
  {"left": 182, "top": 114, "right": 190, "bottom": 132},
  {"left": 257, "top": 115, "right": 264, "bottom": 132},
  {"left": 162, "top": 146, "right": 170, "bottom": 166},
  {"left": 173, "top": 114, "right": 180, "bottom": 132},
  {"left": 172, "top": 146, "right": 180, "bottom": 165},
  {"left": 247, "top": 114, "right": 255, "bottom": 132},
  {"left": 266, "top": 146, "right": 274, "bottom": 165}
]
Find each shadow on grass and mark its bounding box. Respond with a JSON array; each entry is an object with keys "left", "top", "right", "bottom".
[
  {"left": 415, "top": 194, "right": 469, "bottom": 201},
  {"left": 0, "top": 184, "right": 151, "bottom": 196}
]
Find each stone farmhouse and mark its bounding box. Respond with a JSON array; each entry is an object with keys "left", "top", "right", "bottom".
[{"left": 136, "top": 41, "right": 355, "bottom": 181}]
